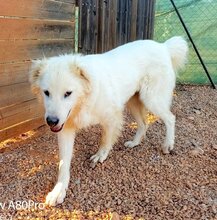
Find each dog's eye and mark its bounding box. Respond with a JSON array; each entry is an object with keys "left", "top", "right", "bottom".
[
  {"left": 44, "top": 90, "right": 50, "bottom": 97},
  {"left": 64, "top": 91, "right": 72, "bottom": 98}
]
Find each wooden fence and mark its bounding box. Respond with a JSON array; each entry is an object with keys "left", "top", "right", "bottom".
[
  {"left": 78, "top": 0, "right": 156, "bottom": 54},
  {"left": 0, "top": 0, "right": 76, "bottom": 142}
]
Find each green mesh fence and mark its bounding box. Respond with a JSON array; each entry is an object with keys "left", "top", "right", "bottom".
[{"left": 154, "top": 0, "right": 217, "bottom": 85}]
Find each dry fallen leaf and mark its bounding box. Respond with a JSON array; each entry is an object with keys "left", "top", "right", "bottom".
[{"left": 146, "top": 113, "right": 159, "bottom": 124}]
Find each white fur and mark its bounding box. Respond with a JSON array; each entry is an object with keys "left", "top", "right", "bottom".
[{"left": 29, "top": 36, "right": 188, "bottom": 206}]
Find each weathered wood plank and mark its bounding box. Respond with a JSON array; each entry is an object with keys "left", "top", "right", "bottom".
[
  {"left": 85, "top": 0, "right": 91, "bottom": 53},
  {"left": 93, "top": 0, "right": 99, "bottom": 53},
  {"left": 0, "top": 99, "right": 40, "bottom": 119},
  {"left": 89, "top": 0, "right": 95, "bottom": 54},
  {"left": 0, "top": 62, "right": 30, "bottom": 87},
  {"left": 0, "top": 39, "right": 74, "bottom": 64},
  {"left": 78, "top": 0, "right": 83, "bottom": 51},
  {"left": 0, "top": 99, "right": 44, "bottom": 130},
  {"left": 125, "top": 0, "right": 131, "bottom": 43},
  {"left": 130, "top": 0, "right": 138, "bottom": 41},
  {"left": 116, "top": 0, "right": 121, "bottom": 46},
  {"left": 97, "top": 0, "right": 103, "bottom": 53},
  {"left": 103, "top": 0, "right": 109, "bottom": 52},
  {"left": 0, "top": 18, "right": 74, "bottom": 40},
  {"left": 0, "top": 82, "right": 35, "bottom": 107},
  {"left": 136, "top": 0, "right": 143, "bottom": 39},
  {"left": 108, "top": 0, "right": 117, "bottom": 50},
  {"left": 0, "top": 0, "right": 75, "bottom": 20},
  {"left": 121, "top": 0, "right": 127, "bottom": 44},
  {"left": 101, "top": 0, "right": 106, "bottom": 52},
  {"left": 78, "top": 0, "right": 88, "bottom": 53},
  {"left": 144, "top": 0, "right": 149, "bottom": 39},
  {"left": 149, "top": 0, "right": 156, "bottom": 39},
  {"left": 0, "top": 117, "right": 44, "bottom": 142}
]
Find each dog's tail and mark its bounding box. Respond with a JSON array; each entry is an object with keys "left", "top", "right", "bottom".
[{"left": 165, "top": 36, "right": 188, "bottom": 72}]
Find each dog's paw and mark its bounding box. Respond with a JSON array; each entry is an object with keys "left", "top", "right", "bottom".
[
  {"left": 162, "top": 144, "right": 174, "bottom": 154},
  {"left": 124, "top": 140, "right": 138, "bottom": 148},
  {"left": 45, "top": 183, "right": 67, "bottom": 206},
  {"left": 90, "top": 148, "right": 110, "bottom": 164}
]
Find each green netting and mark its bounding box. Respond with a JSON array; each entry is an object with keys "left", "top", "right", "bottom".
[{"left": 154, "top": 0, "right": 217, "bottom": 84}]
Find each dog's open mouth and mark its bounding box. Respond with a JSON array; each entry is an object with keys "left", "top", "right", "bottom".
[{"left": 50, "top": 124, "right": 64, "bottom": 133}]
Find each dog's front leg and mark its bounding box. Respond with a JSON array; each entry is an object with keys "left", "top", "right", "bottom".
[
  {"left": 90, "top": 118, "right": 122, "bottom": 165},
  {"left": 45, "top": 129, "right": 75, "bottom": 206}
]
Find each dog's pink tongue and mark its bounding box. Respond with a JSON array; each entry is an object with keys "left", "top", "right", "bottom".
[{"left": 50, "top": 125, "right": 63, "bottom": 132}]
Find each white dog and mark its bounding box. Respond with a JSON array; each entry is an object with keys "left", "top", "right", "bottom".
[{"left": 29, "top": 36, "right": 188, "bottom": 206}]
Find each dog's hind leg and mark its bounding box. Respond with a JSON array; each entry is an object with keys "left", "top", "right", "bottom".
[
  {"left": 140, "top": 83, "right": 175, "bottom": 154},
  {"left": 125, "top": 94, "right": 148, "bottom": 148},
  {"left": 149, "top": 105, "right": 175, "bottom": 154},
  {"left": 90, "top": 111, "right": 123, "bottom": 164}
]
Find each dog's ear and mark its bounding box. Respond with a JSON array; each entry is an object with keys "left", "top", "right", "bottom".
[
  {"left": 71, "top": 63, "right": 91, "bottom": 93},
  {"left": 29, "top": 60, "right": 45, "bottom": 94},
  {"left": 79, "top": 68, "right": 89, "bottom": 82},
  {"left": 72, "top": 65, "right": 89, "bottom": 83}
]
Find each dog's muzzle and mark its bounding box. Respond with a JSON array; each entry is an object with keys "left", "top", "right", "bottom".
[{"left": 46, "top": 116, "right": 63, "bottom": 132}]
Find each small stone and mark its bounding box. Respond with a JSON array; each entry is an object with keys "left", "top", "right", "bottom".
[
  {"left": 200, "top": 204, "right": 207, "bottom": 210},
  {"left": 75, "top": 179, "right": 81, "bottom": 185},
  {"left": 190, "top": 147, "right": 204, "bottom": 156},
  {"left": 194, "top": 109, "right": 201, "bottom": 114},
  {"left": 90, "top": 162, "right": 97, "bottom": 169},
  {"left": 212, "top": 144, "right": 217, "bottom": 150},
  {"left": 186, "top": 181, "right": 192, "bottom": 189},
  {"left": 193, "top": 107, "right": 201, "bottom": 115},
  {"left": 182, "top": 205, "right": 188, "bottom": 211},
  {"left": 191, "top": 140, "right": 199, "bottom": 147},
  {"left": 117, "top": 199, "right": 122, "bottom": 205},
  {"left": 211, "top": 204, "right": 217, "bottom": 214},
  {"left": 188, "top": 116, "right": 194, "bottom": 120}
]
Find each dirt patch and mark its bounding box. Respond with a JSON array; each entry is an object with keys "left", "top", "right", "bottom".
[{"left": 0, "top": 85, "right": 216, "bottom": 219}]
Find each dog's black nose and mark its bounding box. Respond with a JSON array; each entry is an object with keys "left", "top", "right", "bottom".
[{"left": 46, "top": 116, "right": 59, "bottom": 127}]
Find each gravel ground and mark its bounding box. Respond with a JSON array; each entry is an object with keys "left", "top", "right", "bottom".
[{"left": 0, "top": 85, "right": 217, "bottom": 220}]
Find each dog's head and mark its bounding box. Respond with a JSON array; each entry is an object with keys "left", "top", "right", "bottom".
[{"left": 29, "top": 55, "right": 90, "bottom": 132}]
